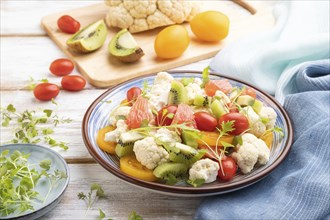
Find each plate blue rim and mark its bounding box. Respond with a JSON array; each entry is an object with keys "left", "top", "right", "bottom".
[{"left": 0, "top": 144, "right": 70, "bottom": 220}]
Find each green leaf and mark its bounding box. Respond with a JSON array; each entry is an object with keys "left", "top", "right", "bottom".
[
  {"left": 43, "top": 109, "right": 53, "bottom": 117},
  {"left": 233, "top": 135, "right": 243, "bottom": 146},
  {"left": 77, "top": 192, "right": 86, "bottom": 200},
  {"left": 181, "top": 77, "right": 195, "bottom": 86},
  {"left": 51, "top": 98, "right": 58, "bottom": 106},
  {"left": 100, "top": 100, "right": 112, "bottom": 104},
  {"left": 2, "top": 117, "right": 10, "bottom": 127},
  {"left": 7, "top": 104, "right": 16, "bottom": 112},
  {"left": 201, "top": 66, "right": 210, "bottom": 88},
  {"left": 39, "top": 159, "right": 51, "bottom": 170},
  {"left": 272, "top": 126, "right": 284, "bottom": 137},
  {"left": 42, "top": 128, "right": 54, "bottom": 135},
  {"left": 39, "top": 78, "right": 49, "bottom": 83},
  {"left": 220, "top": 141, "right": 234, "bottom": 148},
  {"left": 97, "top": 209, "right": 106, "bottom": 220},
  {"left": 187, "top": 178, "right": 205, "bottom": 187},
  {"left": 91, "top": 183, "right": 106, "bottom": 198},
  {"left": 128, "top": 211, "right": 143, "bottom": 220},
  {"left": 220, "top": 121, "right": 235, "bottom": 135},
  {"left": 165, "top": 173, "right": 178, "bottom": 185}
]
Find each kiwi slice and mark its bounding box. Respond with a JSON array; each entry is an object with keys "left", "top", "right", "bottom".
[
  {"left": 153, "top": 162, "right": 188, "bottom": 184},
  {"left": 109, "top": 29, "right": 144, "bottom": 63},
  {"left": 211, "top": 99, "right": 227, "bottom": 119},
  {"left": 66, "top": 20, "right": 107, "bottom": 53},
  {"left": 167, "top": 143, "right": 206, "bottom": 165},
  {"left": 236, "top": 95, "right": 255, "bottom": 107},
  {"left": 168, "top": 80, "right": 187, "bottom": 105},
  {"left": 115, "top": 132, "right": 144, "bottom": 157},
  {"left": 193, "top": 94, "right": 211, "bottom": 107},
  {"left": 182, "top": 130, "right": 198, "bottom": 149}
]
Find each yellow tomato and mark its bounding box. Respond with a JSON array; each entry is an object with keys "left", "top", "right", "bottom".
[
  {"left": 260, "top": 131, "right": 274, "bottom": 149},
  {"left": 190, "top": 11, "right": 230, "bottom": 42},
  {"left": 96, "top": 126, "right": 116, "bottom": 154},
  {"left": 154, "top": 25, "right": 190, "bottom": 59},
  {"left": 120, "top": 155, "right": 157, "bottom": 182},
  {"left": 197, "top": 131, "right": 234, "bottom": 147}
]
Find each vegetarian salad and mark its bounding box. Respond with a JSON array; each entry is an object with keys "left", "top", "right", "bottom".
[{"left": 96, "top": 68, "right": 282, "bottom": 187}]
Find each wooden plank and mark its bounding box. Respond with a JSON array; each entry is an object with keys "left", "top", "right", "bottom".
[
  {"left": 0, "top": 37, "right": 211, "bottom": 90},
  {"left": 41, "top": 1, "right": 275, "bottom": 87},
  {"left": 0, "top": 0, "right": 102, "bottom": 36},
  {"left": 41, "top": 164, "right": 201, "bottom": 220},
  {"left": 0, "top": 90, "right": 106, "bottom": 162}
]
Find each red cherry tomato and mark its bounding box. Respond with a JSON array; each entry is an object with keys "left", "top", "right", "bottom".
[
  {"left": 57, "top": 15, "right": 80, "bottom": 34},
  {"left": 33, "top": 83, "right": 60, "bottom": 101},
  {"left": 126, "top": 87, "right": 142, "bottom": 104},
  {"left": 218, "top": 156, "right": 237, "bottom": 181},
  {"left": 49, "top": 58, "right": 74, "bottom": 76},
  {"left": 218, "top": 112, "right": 249, "bottom": 136},
  {"left": 194, "top": 112, "right": 218, "bottom": 132},
  {"left": 241, "top": 87, "right": 257, "bottom": 99},
  {"left": 61, "top": 75, "right": 86, "bottom": 91},
  {"left": 156, "top": 105, "right": 178, "bottom": 126}
]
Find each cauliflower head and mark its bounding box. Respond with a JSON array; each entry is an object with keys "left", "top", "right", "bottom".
[
  {"left": 259, "top": 106, "right": 277, "bottom": 129},
  {"left": 104, "top": 0, "right": 201, "bottom": 33},
  {"left": 133, "top": 137, "right": 169, "bottom": 169},
  {"left": 189, "top": 158, "right": 219, "bottom": 183},
  {"left": 232, "top": 133, "right": 270, "bottom": 174},
  {"left": 109, "top": 106, "right": 131, "bottom": 125}
]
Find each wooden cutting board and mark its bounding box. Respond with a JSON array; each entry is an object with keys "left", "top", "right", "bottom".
[{"left": 41, "top": 1, "right": 274, "bottom": 88}]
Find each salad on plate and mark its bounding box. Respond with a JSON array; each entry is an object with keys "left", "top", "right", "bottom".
[{"left": 96, "top": 68, "right": 282, "bottom": 187}]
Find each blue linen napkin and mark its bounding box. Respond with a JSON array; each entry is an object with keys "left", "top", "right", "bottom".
[
  {"left": 195, "top": 60, "right": 330, "bottom": 220},
  {"left": 195, "top": 1, "right": 330, "bottom": 219}
]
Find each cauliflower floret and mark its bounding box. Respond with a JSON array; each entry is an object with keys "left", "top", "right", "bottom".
[
  {"left": 185, "top": 82, "right": 204, "bottom": 104},
  {"left": 259, "top": 107, "right": 277, "bottom": 129},
  {"left": 149, "top": 72, "right": 174, "bottom": 110},
  {"left": 232, "top": 143, "right": 259, "bottom": 174},
  {"left": 232, "top": 133, "right": 270, "bottom": 174},
  {"left": 133, "top": 137, "right": 169, "bottom": 169},
  {"left": 189, "top": 159, "right": 220, "bottom": 183},
  {"left": 242, "top": 106, "right": 266, "bottom": 137},
  {"left": 154, "top": 128, "right": 181, "bottom": 144},
  {"left": 214, "top": 90, "right": 231, "bottom": 104},
  {"left": 105, "top": 0, "right": 200, "bottom": 33},
  {"left": 104, "top": 120, "right": 128, "bottom": 142},
  {"left": 109, "top": 106, "right": 131, "bottom": 125}
]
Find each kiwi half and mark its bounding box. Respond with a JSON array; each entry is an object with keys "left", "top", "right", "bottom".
[
  {"left": 167, "top": 143, "right": 206, "bottom": 165},
  {"left": 153, "top": 162, "right": 188, "bottom": 183},
  {"left": 109, "top": 29, "right": 144, "bottom": 63},
  {"left": 194, "top": 94, "right": 211, "bottom": 107},
  {"left": 66, "top": 20, "right": 107, "bottom": 53},
  {"left": 168, "top": 80, "right": 187, "bottom": 105}
]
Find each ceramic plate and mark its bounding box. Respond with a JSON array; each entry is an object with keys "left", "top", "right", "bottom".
[
  {"left": 82, "top": 71, "right": 293, "bottom": 196},
  {"left": 0, "top": 144, "right": 70, "bottom": 219}
]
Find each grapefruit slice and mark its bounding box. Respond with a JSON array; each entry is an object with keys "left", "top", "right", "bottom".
[
  {"left": 171, "top": 103, "right": 196, "bottom": 128},
  {"left": 204, "top": 80, "right": 233, "bottom": 96},
  {"left": 126, "top": 96, "right": 150, "bottom": 129}
]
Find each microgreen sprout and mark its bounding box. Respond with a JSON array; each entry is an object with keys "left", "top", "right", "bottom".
[
  {"left": 0, "top": 104, "right": 71, "bottom": 150},
  {"left": 0, "top": 150, "right": 67, "bottom": 217}
]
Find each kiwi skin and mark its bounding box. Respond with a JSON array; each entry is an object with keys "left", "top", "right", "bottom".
[{"left": 111, "top": 48, "right": 144, "bottom": 63}]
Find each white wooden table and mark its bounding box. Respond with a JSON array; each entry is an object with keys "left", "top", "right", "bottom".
[{"left": 0, "top": 1, "right": 275, "bottom": 219}]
